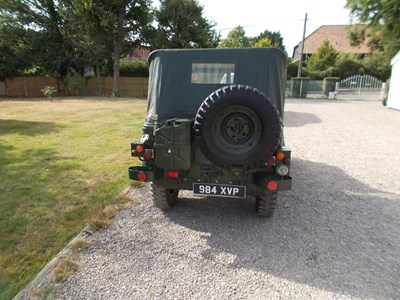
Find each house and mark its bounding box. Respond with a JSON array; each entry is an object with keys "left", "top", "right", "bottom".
[
  {"left": 121, "top": 47, "right": 151, "bottom": 62},
  {"left": 292, "top": 25, "right": 372, "bottom": 60},
  {"left": 387, "top": 51, "right": 400, "bottom": 110}
]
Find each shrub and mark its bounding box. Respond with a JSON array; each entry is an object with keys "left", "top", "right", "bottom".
[
  {"left": 306, "top": 40, "right": 339, "bottom": 72},
  {"left": 287, "top": 62, "right": 299, "bottom": 79},
  {"left": 66, "top": 73, "right": 84, "bottom": 96},
  {"left": 362, "top": 52, "right": 391, "bottom": 81},
  {"left": 322, "top": 77, "right": 340, "bottom": 96},
  {"left": 120, "top": 60, "right": 149, "bottom": 77},
  {"left": 292, "top": 77, "right": 310, "bottom": 98},
  {"left": 41, "top": 85, "right": 57, "bottom": 98},
  {"left": 331, "top": 54, "right": 365, "bottom": 79}
]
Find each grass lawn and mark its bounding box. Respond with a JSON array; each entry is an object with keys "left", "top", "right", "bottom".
[{"left": 0, "top": 97, "right": 147, "bottom": 299}]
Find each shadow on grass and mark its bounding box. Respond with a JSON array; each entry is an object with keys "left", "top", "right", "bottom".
[
  {"left": 0, "top": 143, "right": 84, "bottom": 299},
  {"left": 166, "top": 158, "right": 400, "bottom": 299},
  {"left": 0, "top": 119, "right": 63, "bottom": 136}
]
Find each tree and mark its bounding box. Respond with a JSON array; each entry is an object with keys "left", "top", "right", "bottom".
[
  {"left": 362, "top": 52, "right": 391, "bottom": 80},
  {"left": 326, "top": 54, "right": 365, "bottom": 79},
  {"left": 252, "top": 30, "right": 286, "bottom": 51},
  {"left": 78, "top": 0, "right": 152, "bottom": 97},
  {"left": 152, "top": 0, "right": 218, "bottom": 49},
  {"left": 253, "top": 37, "right": 274, "bottom": 48},
  {"left": 61, "top": 1, "right": 115, "bottom": 95},
  {"left": 0, "top": 23, "right": 31, "bottom": 79},
  {"left": 0, "top": 0, "right": 76, "bottom": 78},
  {"left": 218, "top": 26, "right": 251, "bottom": 48},
  {"left": 346, "top": 0, "right": 400, "bottom": 58},
  {"left": 306, "top": 40, "right": 339, "bottom": 72},
  {"left": 347, "top": 25, "right": 366, "bottom": 47},
  {"left": 0, "top": 0, "right": 152, "bottom": 96}
]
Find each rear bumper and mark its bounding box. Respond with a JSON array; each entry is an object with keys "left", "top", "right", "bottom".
[
  {"left": 128, "top": 165, "right": 291, "bottom": 194},
  {"left": 128, "top": 166, "right": 154, "bottom": 181}
]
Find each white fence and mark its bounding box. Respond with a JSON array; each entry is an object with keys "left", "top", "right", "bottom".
[
  {"left": 336, "top": 75, "right": 384, "bottom": 95},
  {"left": 286, "top": 75, "right": 386, "bottom": 100},
  {"left": 335, "top": 75, "right": 386, "bottom": 100}
]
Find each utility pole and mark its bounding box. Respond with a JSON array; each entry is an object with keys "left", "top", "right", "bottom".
[{"left": 297, "top": 13, "right": 308, "bottom": 78}]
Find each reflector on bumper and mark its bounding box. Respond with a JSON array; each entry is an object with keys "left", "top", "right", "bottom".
[{"left": 128, "top": 166, "right": 154, "bottom": 181}]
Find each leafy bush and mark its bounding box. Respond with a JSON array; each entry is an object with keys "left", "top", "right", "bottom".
[
  {"left": 66, "top": 72, "right": 85, "bottom": 96},
  {"left": 287, "top": 62, "right": 299, "bottom": 79},
  {"left": 362, "top": 52, "right": 391, "bottom": 81},
  {"left": 322, "top": 77, "right": 340, "bottom": 96},
  {"left": 292, "top": 77, "right": 311, "bottom": 98},
  {"left": 120, "top": 60, "right": 149, "bottom": 77},
  {"left": 303, "top": 51, "right": 390, "bottom": 81},
  {"left": 329, "top": 54, "right": 365, "bottom": 79},
  {"left": 306, "top": 40, "right": 339, "bottom": 72},
  {"left": 41, "top": 85, "right": 57, "bottom": 98}
]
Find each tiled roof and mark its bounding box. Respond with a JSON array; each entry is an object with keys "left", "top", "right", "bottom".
[
  {"left": 121, "top": 47, "right": 151, "bottom": 62},
  {"left": 293, "top": 25, "right": 372, "bottom": 58}
]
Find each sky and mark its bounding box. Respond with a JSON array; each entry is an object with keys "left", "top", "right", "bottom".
[{"left": 167, "top": 0, "right": 354, "bottom": 57}]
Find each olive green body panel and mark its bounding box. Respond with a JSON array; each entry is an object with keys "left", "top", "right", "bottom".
[
  {"left": 129, "top": 119, "right": 292, "bottom": 196},
  {"left": 154, "top": 119, "right": 192, "bottom": 170},
  {"left": 129, "top": 48, "right": 291, "bottom": 199}
]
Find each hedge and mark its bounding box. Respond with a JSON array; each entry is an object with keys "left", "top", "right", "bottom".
[
  {"left": 120, "top": 60, "right": 149, "bottom": 77},
  {"left": 292, "top": 77, "right": 311, "bottom": 98},
  {"left": 322, "top": 77, "right": 340, "bottom": 96}
]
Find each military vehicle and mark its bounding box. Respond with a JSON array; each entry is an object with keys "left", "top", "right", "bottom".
[{"left": 128, "top": 48, "right": 291, "bottom": 217}]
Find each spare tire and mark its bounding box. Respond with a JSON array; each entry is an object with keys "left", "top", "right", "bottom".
[{"left": 194, "top": 85, "right": 282, "bottom": 169}]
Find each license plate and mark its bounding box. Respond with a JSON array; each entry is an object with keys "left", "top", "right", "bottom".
[{"left": 193, "top": 183, "right": 246, "bottom": 198}]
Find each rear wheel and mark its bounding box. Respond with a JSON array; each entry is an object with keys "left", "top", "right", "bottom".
[
  {"left": 255, "top": 192, "right": 278, "bottom": 218},
  {"left": 150, "top": 183, "right": 178, "bottom": 209}
]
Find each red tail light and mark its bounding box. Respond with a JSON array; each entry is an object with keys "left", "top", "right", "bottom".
[
  {"left": 143, "top": 149, "right": 154, "bottom": 160},
  {"left": 267, "top": 181, "right": 277, "bottom": 191},
  {"left": 138, "top": 171, "right": 147, "bottom": 181},
  {"left": 166, "top": 171, "right": 179, "bottom": 178},
  {"left": 267, "top": 157, "right": 275, "bottom": 166}
]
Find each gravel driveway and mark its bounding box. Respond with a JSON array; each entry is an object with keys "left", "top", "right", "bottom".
[{"left": 25, "top": 99, "right": 400, "bottom": 299}]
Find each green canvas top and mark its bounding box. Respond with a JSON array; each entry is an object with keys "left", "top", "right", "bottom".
[{"left": 146, "top": 48, "right": 287, "bottom": 123}]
